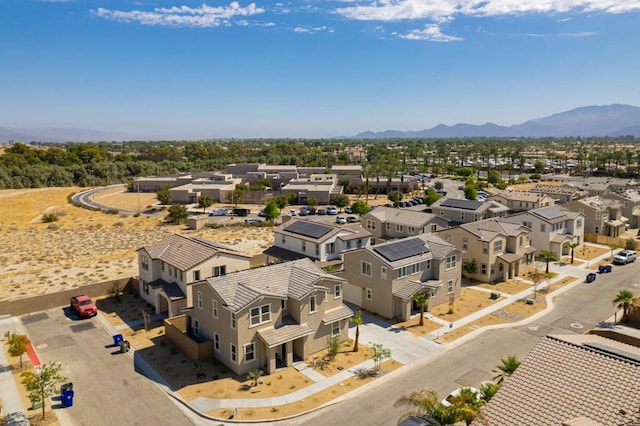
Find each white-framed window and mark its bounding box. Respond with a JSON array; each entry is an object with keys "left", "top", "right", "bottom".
[
  {"left": 212, "top": 299, "right": 218, "bottom": 318},
  {"left": 408, "top": 226, "right": 415, "bottom": 234},
  {"left": 540, "top": 223, "right": 546, "bottom": 232},
  {"left": 366, "top": 288, "right": 373, "bottom": 300},
  {"left": 493, "top": 240, "right": 502, "bottom": 254},
  {"left": 230, "top": 343, "right": 237, "bottom": 363},
  {"left": 141, "top": 255, "right": 149, "bottom": 270},
  {"left": 142, "top": 280, "right": 149, "bottom": 294},
  {"left": 447, "top": 280, "right": 454, "bottom": 294},
  {"left": 386, "top": 223, "right": 391, "bottom": 230},
  {"left": 462, "top": 238, "right": 468, "bottom": 250},
  {"left": 481, "top": 263, "right": 487, "bottom": 274},
  {"left": 197, "top": 291, "right": 203, "bottom": 310},
  {"left": 193, "top": 270, "right": 201, "bottom": 281},
  {"left": 250, "top": 304, "right": 271, "bottom": 327},
  {"left": 595, "top": 212, "right": 601, "bottom": 220},
  {"left": 213, "top": 265, "right": 226, "bottom": 277},
  {"left": 346, "top": 240, "right": 352, "bottom": 250},
  {"left": 315, "top": 244, "right": 320, "bottom": 256},
  {"left": 396, "top": 224, "right": 403, "bottom": 232},
  {"left": 334, "top": 285, "right": 342, "bottom": 299},
  {"left": 519, "top": 236, "right": 523, "bottom": 248},
  {"left": 445, "top": 255, "right": 456, "bottom": 270},
  {"left": 577, "top": 218, "right": 583, "bottom": 228},
  {"left": 309, "top": 295, "right": 317, "bottom": 313},
  {"left": 410, "top": 263, "right": 420, "bottom": 274},
  {"left": 397, "top": 266, "right": 407, "bottom": 279},
  {"left": 281, "top": 235, "right": 286, "bottom": 244},
  {"left": 426, "top": 259, "right": 431, "bottom": 270},
  {"left": 361, "top": 261, "right": 372, "bottom": 277},
  {"left": 482, "top": 242, "right": 489, "bottom": 254},
  {"left": 302, "top": 241, "right": 306, "bottom": 251},
  {"left": 326, "top": 242, "right": 335, "bottom": 254},
  {"left": 331, "top": 321, "right": 340, "bottom": 337},
  {"left": 366, "top": 220, "right": 376, "bottom": 230},
  {"left": 357, "top": 239, "right": 363, "bottom": 248},
  {"left": 381, "top": 266, "right": 387, "bottom": 279},
  {"left": 214, "top": 333, "right": 220, "bottom": 352},
  {"left": 431, "top": 224, "right": 437, "bottom": 232},
  {"left": 193, "top": 319, "right": 200, "bottom": 337},
  {"left": 244, "top": 342, "right": 256, "bottom": 363},
  {"left": 231, "top": 312, "right": 236, "bottom": 330}
]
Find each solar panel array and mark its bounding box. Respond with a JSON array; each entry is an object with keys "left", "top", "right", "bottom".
[
  {"left": 373, "top": 238, "right": 429, "bottom": 262},
  {"left": 284, "top": 220, "right": 333, "bottom": 239},
  {"left": 440, "top": 199, "right": 483, "bottom": 210},
  {"left": 534, "top": 206, "right": 563, "bottom": 220}
]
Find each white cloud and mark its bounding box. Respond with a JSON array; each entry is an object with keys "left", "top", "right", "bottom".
[
  {"left": 92, "top": 2, "right": 265, "bottom": 27},
  {"left": 396, "top": 24, "right": 463, "bottom": 41},
  {"left": 293, "top": 25, "right": 334, "bottom": 34}
]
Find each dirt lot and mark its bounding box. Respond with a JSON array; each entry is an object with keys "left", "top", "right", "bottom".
[{"left": 0, "top": 188, "right": 275, "bottom": 301}]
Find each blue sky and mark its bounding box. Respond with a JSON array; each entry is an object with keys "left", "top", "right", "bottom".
[{"left": 1, "top": 0, "right": 639, "bottom": 139}]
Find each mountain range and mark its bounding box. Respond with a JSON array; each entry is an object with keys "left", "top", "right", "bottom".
[
  {"left": 1, "top": 104, "right": 639, "bottom": 142},
  {"left": 352, "top": 104, "right": 640, "bottom": 139}
]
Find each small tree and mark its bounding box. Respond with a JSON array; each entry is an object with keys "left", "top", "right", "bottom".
[
  {"left": 423, "top": 188, "right": 441, "bottom": 206},
  {"left": 226, "top": 188, "right": 244, "bottom": 207},
  {"left": 21, "top": 361, "right": 66, "bottom": 419},
  {"left": 625, "top": 238, "right": 638, "bottom": 251},
  {"left": 434, "top": 181, "right": 444, "bottom": 190},
  {"left": 166, "top": 204, "right": 189, "bottom": 224},
  {"left": 492, "top": 355, "right": 520, "bottom": 384},
  {"left": 5, "top": 332, "right": 30, "bottom": 369},
  {"left": 274, "top": 195, "right": 289, "bottom": 213},
  {"left": 412, "top": 292, "right": 430, "bottom": 327},
  {"left": 370, "top": 343, "right": 391, "bottom": 373},
  {"left": 263, "top": 199, "right": 280, "bottom": 223},
  {"left": 107, "top": 281, "right": 124, "bottom": 303},
  {"left": 463, "top": 185, "right": 477, "bottom": 201},
  {"left": 609, "top": 244, "right": 619, "bottom": 262},
  {"left": 537, "top": 250, "right": 556, "bottom": 274},
  {"left": 612, "top": 289, "right": 636, "bottom": 322},
  {"left": 569, "top": 242, "right": 580, "bottom": 264},
  {"left": 330, "top": 194, "right": 350, "bottom": 212},
  {"left": 247, "top": 368, "right": 264, "bottom": 387},
  {"left": 388, "top": 190, "right": 403, "bottom": 207},
  {"left": 327, "top": 335, "right": 340, "bottom": 361},
  {"left": 307, "top": 197, "right": 319, "bottom": 208},
  {"left": 197, "top": 195, "right": 213, "bottom": 213},
  {"left": 350, "top": 310, "right": 363, "bottom": 352},
  {"left": 350, "top": 200, "right": 370, "bottom": 216},
  {"left": 463, "top": 259, "right": 478, "bottom": 278},
  {"left": 156, "top": 185, "right": 172, "bottom": 205}
]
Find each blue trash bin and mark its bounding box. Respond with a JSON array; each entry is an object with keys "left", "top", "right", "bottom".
[
  {"left": 61, "top": 390, "right": 74, "bottom": 408},
  {"left": 112, "top": 334, "right": 123, "bottom": 346}
]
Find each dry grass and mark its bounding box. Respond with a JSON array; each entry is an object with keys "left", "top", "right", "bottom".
[
  {"left": 574, "top": 245, "right": 611, "bottom": 261},
  {"left": 429, "top": 287, "right": 503, "bottom": 322},
  {"left": 475, "top": 279, "right": 531, "bottom": 295}
]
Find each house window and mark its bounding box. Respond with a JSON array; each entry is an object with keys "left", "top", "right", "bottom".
[
  {"left": 212, "top": 299, "right": 218, "bottom": 318},
  {"left": 396, "top": 224, "right": 404, "bottom": 232},
  {"left": 315, "top": 244, "right": 320, "bottom": 256},
  {"left": 366, "top": 220, "right": 375, "bottom": 230},
  {"left": 490, "top": 263, "right": 495, "bottom": 275},
  {"left": 408, "top": 226, "right": 415, "bottom": 234},
  {"left": 493, "top": 240, "right": 502, "bottom": 254},
  {"left": 386, "top": 223, "right": 391, "bottom": 230},
  {"left": 141, "top": 255, "right": 149, "bottom": 271},
  {"left": 244, "top": 342, "right": 256, "bottom": 363},
  {"left": 309, "top": 295, "right": 317, "bottom": 314},
  {"left": 523, "top": 221, "right": 532, "bottom": 229},
  {"left": 460, "top": 212, "right": 465, "bottom": 221},
  {"left": 397, "top": 266, "right": 407, "bottom": 279},
  {"left": 445, "top": 255, "right": 456, "bottom": 270},
  {"left": 540, "top": 223, "right": 546, "bottom": 232},
  {"left": 462, "top": 238, "right": 468, "bottom": 250},
  {"left": 197, "top": 291, "right": 203, "bottom": 310},
  {"left": 381, "top": 266, "right": 387, "bottom": 279},
  {"left": 193, "top": 270, "right": 201, "bottom": 282},
  {"left": 302, "top": 241, "right": 306, "bottom": 251},
  {"left": 519, "top": 236, "right": 523, "bottom": 248},
  {"left": 440, "top": 209, "right": 444, "bottom": 216},
  {"left": 431, "top": 224, "right": 437, "bottom": 232},
  {"left": 281, "top": 235, "right": 286, "bottom": 244},
  {"left": 250, "top": 304, "right": 271, "bottom": 327},
  {"left": 334, "top": 285, "right": 341, "bottom": 298},
  {"left": 346, "top": 240, "right": 352, "bottom": 250},
  {"left": 426, "top": 259, "right": 431, "bottom": 270},
  {"left": 366, "top": 288, "right": 373, "bottom": 300},
  {"left": 481, "top": 263, "right": 487, "bottom": 274},
  {"left": 161, "top": 261, "right": 165, "bottom": 272},
  {"left": 193, "top": 319, "right": 200, "bottom": 337},
  {"left": 410, "top": 263, "right": 420, "bottom": 274},
  {"left": 331, "top": 321, "right": 340, "bottom": 337},
  {"left": 326, "top": 242, "right": 335, "bottom": 254},
  {"left": 231, "top": 312, "right": 236, "bottom": 330},
  {"left": 213, "top": 265, "right": 226, "bottom": 277},
  {"left": 214, "top": 333, "right": 220, "bottom": 352},
  {"left": 577, "top": 218, "right": 583, "bottom": 228},
  {"left": 361, "top": 261, "right": 372, "bottom": 277},
  {"left": 444, "top": 234, "right": 451, "bottom": 242},
  {"left": 357, "top": 239, "right": 363, "bottom": 248},
  {"left": 595, "top": 212, "right": 601, "bottom": 220},
  {"left": 179, "top": 271, "right": 183, "bottom": 281},
  {"left": 447, "top": 280, "right": 454, "bottom": 294},
  {"left": 594, "top": 226, "right": 599, "bottom": 234},
  {"left": 482, "top": 242, "right": 489, "bottom": 254},
  {"left": 143, "top": 280, "right": 149, "bottom": 294},
  {"left": 230, "top": 344, "right": 237, "bottom": 363}
]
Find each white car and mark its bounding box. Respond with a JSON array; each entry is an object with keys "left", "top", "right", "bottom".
[
  {"left": 336, "top": 216, "right": 347, "bottom": 224},
  {"left": 441, "top": 387, "right": 484, "bottom": 407},
  {"left": 326, "top": 206, "right": 338, "bottom": 215},
  {"left": 289, "top": 209, "right": 297, "bottom": 216},
  {"left": 613, "top": 250, "right": 637, "bottom": 265}
]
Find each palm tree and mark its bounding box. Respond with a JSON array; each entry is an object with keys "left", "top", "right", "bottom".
[
  {"left": 448, "top": 387, "right": 485, "bottom": 425},
  {"left": 349, "top": 310, "right": 363, "bottom": 352},
  {"left": 412, "top": 291, "right": 430, "bottom": 327},
  {"left": 569, "top": 242, "right": 580, "bottom": 264},
  {"left": 612, "top": 290, "right": 636, "bottom": 323},
  {"left": 537, "top": 250, "right": 556, "bottom": 274},
  {"left": 479, "top": 382, "right": 502, "bottom": 403},
  {"left": 493, "top": 355, "right": 521, "bottom": 384},
  {"left": 247, "top": 368, "right": 264, "bottom": 387},
  {"left": 394, "top": 388, "right": 459, "bottom": 426}
]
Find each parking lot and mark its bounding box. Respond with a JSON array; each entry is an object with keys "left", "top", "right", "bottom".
[{"left": 20, "top": 308, "right": 192, "bottom": 425}]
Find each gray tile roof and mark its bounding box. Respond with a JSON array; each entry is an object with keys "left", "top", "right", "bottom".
[
  {"left": 204, "top": 258, "right": 343, "bottom": 312},
  {"left": 140, "top": 234, "right": 249, "bottom": 271},
  {"left": 257, "top": 322, "right": 314, "bottom": 348},
  {"left": 162, "top": 282, "right": 186, "bottom": 301},
  {"left": 475, "top": 334, "right": 640, "bottom": 426},
  {"left": 322, "top": 305, "right": 354, "bottom": 324},
  {"left": 490, "top": 190, "right": 554, "bottom": 202},
  {"left": 460, "top": 218, "right": 529, "bottom": 239},
  {"left": 392, "top": 280, "right": 441, "bottom": 300},
  {"left": 366, "top": 206, "right": 439, "bottom": 228},
  {"left": 439, "top": 198, "right": 483, "bottom": 210}
]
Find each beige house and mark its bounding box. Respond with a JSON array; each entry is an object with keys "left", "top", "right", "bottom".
[
  {"left": 427, "top": 198, "right": 509, "bottom": 225},
  {"left": 176, "top": 259, "right": 353, "bottom": 376},
  {"left": 488, "top": 190, "right": 555, "bottom": 213},
  {"left": 437, "top": 218, "right": 536, "bottom": 283},
  {"left": 362, "top": 207, "right": 449, "bottom": 244},
  {"left": 137, "top": 234, "right": 252, "bottom": 316},
  {"left": 264, "top": 219, "right": 372, "bottom": 265},
  {"left": 564, "top": 196, "right": 628, "bottom": 238},
  {"left": 339, "top": 234, "right": 462, "bottom": 321},
  {"left": 603, "top": 190, "right": 640, "bottom": 228}
]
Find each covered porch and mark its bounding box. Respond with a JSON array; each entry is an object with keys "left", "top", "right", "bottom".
[
  {"left": 392, "top": 280, "right": 442, "bottom": 321},
  {"left": 550, "top": 233, "right": 581, "bottom": 259},
  {"left": 257, "top": 319, "right": 314, "bottom": 375}
]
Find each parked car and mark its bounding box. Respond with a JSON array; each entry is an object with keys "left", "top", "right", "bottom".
[
  {"left": 244, "top": 218, "right": 263, "bottom": 225},
  {"left": 326, "top": 206, "right": 338, "bottom": 215},
  {"left": 299, "top": 207, "right": 308, "bottom": 216},
  {"left": 346, "top": 216, "right": 359, "bottom": 223},
  {"left": 289, "top": 209, "right": 297, "bottom": 216},
  {"left": 307, "top": 207, "right": 317, "bottom": 215},
  {"left": 209, "top": 208, "right": 227, "bottom": 216},
  {"left": 344, "top": 207, "right": 352, "bottom": 214},
  {"left": 336, "top": 216, "right": 347, "bottom": 224},
  {"left": 257, "top": 210, "right": 267, "bottom": 217},
  {"left": 317, "top": 208, "right": 327, "bottom": 215},
  {"left": 70, "top": 295, "right": 97, "bottom": 318},
  {"left": 613, "top": 250, "right": 637, "bottom": 265}
]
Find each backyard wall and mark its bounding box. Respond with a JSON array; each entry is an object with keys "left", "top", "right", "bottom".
[{"left": 164, "top": 314, "right": 214, "bottom": 362}]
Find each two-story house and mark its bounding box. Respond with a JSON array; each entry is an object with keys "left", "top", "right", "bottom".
[
  {"left": 339, "top": 234, "right": 461, "bottom": 321},
  {"left": 427, "top": 198, "right": 509, "bottom": 225},
  {"left": 175, "top": 259, "right": 353, "bottom": 376},
  {"left": 137, "top": 234, "right": 252, "bottom": 316},
  {"left": 603, "top": 190, "right": 640, "bottom": 228},
  {"left": 564, "top": 196, "right": 628, "bottom": 238},
  {"left": 362, "top": 206, "right": 449, "bottom": 244},
  {"left": 263, "top": 219, "right": 372, "bottom": 266},
  {"left": 488, "top": 191, "right": 555, "bottom": 213},
  {"left": 501, "top": 206, "right": 584, "bottom": 260},
  {"left": 437, "top": 218, "right": 536, "bottom": 283}
]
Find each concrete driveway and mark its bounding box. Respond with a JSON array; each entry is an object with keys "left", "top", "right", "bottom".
[{"left": 19, "top": 307, "right": 193, "bottom": 425}]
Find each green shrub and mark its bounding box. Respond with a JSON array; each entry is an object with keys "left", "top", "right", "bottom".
[
  {"left": 42, "top": 213, "right": 58, "bottom": 223},
  {"left": 625, "top": 238, "right": 637, "bottom": 251}
]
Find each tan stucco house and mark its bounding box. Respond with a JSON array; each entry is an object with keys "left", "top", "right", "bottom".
[
  {"left": 427, "top": 198, "right": 509, "bottom": 225},
  {"left": 339, "top": 234, "right": 462, "bottom": 321},
  {"left": 137, "top": 234, "right": 252, "bottom": 316},
  {"left": 362, "top": 206, "right": 449, "bottom": 244},
  {"left": 488, "top": 190, "right": 555, "bottom": 213}
]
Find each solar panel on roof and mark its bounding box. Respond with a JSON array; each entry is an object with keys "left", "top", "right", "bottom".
[
  {"left": 373, "top": 238, "right": 429, "bottom": 262},
  {"left": 535, "top": 206, "right": 563, "bottom": 220},
  {"left": 284, "top": 221, "right": 333, "bottom": 239},
  {"left": 440, "top": 199, "right": 483, "bottom": 210}
]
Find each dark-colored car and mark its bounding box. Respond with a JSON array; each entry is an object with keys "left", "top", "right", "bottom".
[
  {"left": 317, "top": 209, "right": 327, "bottom": 215},
  {"left": 346, "top": 216, "right": 359, "bottom": 223},
  {"left": 70, "top": 295, "right": 97, "bottom": 317}
]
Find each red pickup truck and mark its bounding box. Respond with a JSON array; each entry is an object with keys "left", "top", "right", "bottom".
[{"left": 70, "top": 295, "right": 97, "bottom": 317}]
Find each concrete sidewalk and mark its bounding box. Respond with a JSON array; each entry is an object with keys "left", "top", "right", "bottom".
[{"left": 0, "top": 316, "right": 29, "bottom": 420}]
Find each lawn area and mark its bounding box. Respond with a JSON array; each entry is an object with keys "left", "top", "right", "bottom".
[{"left": 429, "top": 287, "right": 504, "bottom": 322}]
